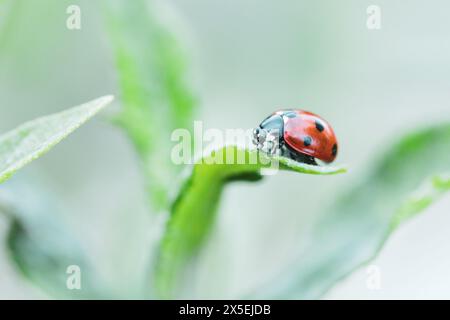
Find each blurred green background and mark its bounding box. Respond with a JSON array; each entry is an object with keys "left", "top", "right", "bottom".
[{"left": 1, "top": 0, "right": 450, "bottom": 299}]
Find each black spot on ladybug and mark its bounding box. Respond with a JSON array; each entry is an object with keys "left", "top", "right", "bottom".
[
  {"left": 303, "top": 136, "right": 312, "bottom": 147},
  {"left": 332, "top": 143, "right": 338, "bottom": 156},
  {"left": 315, "top": 120, "right": 324, "bottom": 132}
]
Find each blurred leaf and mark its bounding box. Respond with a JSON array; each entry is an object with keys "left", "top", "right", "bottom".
[
  {"left": 253, "top": 123, "right": 450, "bottom": 299},
  {"left": 0, "top": 179, "right": 108, "bottom": 298},
  {"left": 154, "top": 146, "right": 346, "bottom": 298},
  {"left": 0, "top": 0, "right": 20, "bottom": 53},
  {"left": 0, "top": 96, "right": 112, "bottom": 298},
  {"left": 0, "top": 95, "right": 113, "bottom": 184},
  {"left": 102, "top": 0, "right": 196, "bottom": 210}
]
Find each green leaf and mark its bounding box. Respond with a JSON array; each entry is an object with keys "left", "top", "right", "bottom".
[
  {"left": 0, "top": 95, "right": 113, "bottom": 184},
  {"left": 102, "top": 0, "right": 196, "bottom": 210},
  {"left": 253, "top": 123, "right": 450, "bottom": 299},
  {"left": 0, "top": 0, "right": 20, "bottom": 53},
  {"left": 0, "top": 179, "right": 109, "bottom": 298},
  {"left": 390, "top": 174, "right": 450, "bottom": 230},
  {"left": 154, "top": 146, "right": 346, "bottom": 298},
  {"left": 0, "top": 96, "right": 113, "bottom": 298}
]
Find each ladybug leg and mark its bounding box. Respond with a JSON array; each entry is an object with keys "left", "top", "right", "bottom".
[
  {"left": 280, "top": 144, "right": 317, "bottom": 165},
  {"left": 296, "top": 153, "right": 317, "bottom": 165}
]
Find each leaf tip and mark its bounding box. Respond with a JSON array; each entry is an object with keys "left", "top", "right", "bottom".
[{"left": 97, "top": 95, "right": 115, "bottom": 108}]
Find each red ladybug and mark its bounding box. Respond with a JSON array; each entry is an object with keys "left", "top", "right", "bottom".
[{"left": 253, "top": 109, "right": 338, "bottom": 165}]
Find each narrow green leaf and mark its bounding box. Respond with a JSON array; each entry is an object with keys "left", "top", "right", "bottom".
[
  {"left": 253, "top": 123, "right": 450, "bottom": 299},
  {"left": 0, "top": 96, "right": 112, "bottom": 298},
  {"left": 155, "top": 146, "right": 346, "bottom": 298},
  {"left": 0, "top": 0, "right": 20, "bottom": 53},
  {"left": 390, "top": 174, "right": 450, "bottom": 230},
  {"left": 0, "top": 179, "right": 109, "bottom": 298},
  {"left": 102, "top": 0, "right": 196, "bottom": 210},
  {"left": 0, "top": 95, "right": 113, "bottom": 184}
]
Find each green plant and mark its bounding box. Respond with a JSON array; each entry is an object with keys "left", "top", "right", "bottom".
[
  {"left": 1, "top": 0, "right": 450, "bottom": 300},
  {"left": 102, "top": 1, "right": 450, "bottom": 299},
  {"left": 252, "top": 124, "right": 450, "bottom": 298},
  {"left": 0, "top": 96, "right": 113, "bottom": 298},
  {"left": 103, "top": 0, "right": 196, "bottom": 210},
  {"left": 155, "top": 147, "right": 346, "bottom": 298}
]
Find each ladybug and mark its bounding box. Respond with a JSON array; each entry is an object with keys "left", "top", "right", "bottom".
[{"left": 252, "top": 109, "right": 338, "bottom": 165}]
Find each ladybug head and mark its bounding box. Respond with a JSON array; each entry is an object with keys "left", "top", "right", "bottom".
[
  {"left": 253, "top": 127, "right": 278, "bottom": 155},
  {"left": 252, "top": 113, "right": 285, "bottom": 155}
]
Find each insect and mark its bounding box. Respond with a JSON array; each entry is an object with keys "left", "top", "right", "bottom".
[{"left": 252, "top": 109, "right": 338, "bottom": 165}]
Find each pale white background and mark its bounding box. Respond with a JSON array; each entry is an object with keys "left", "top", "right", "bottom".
[{"left": 1, "top": 0, "right": 450, "bottom": 299}]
